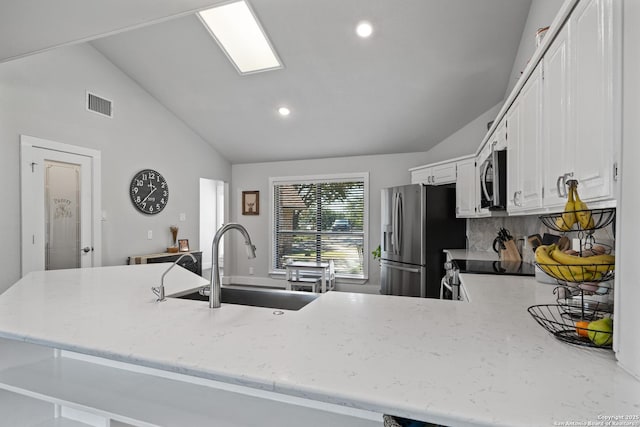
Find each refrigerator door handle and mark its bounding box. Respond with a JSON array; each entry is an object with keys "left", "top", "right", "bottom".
[
  {"left": 392, "top": 192, "right": 399, "bottom": 255},
  {"left": 396, "top": 193, "right": 403, "bottom": 255},
  {"left": 381, "top": 262, "right": 421, "bottom": 274}
]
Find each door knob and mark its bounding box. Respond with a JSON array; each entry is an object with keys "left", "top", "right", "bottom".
[{"left": 82, "top": 246, "right": 93, "bottom": 253}]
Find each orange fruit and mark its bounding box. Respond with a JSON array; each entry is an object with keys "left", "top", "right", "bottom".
[{"left": 575, "top": 321, "right": 589, "bottom": 337}]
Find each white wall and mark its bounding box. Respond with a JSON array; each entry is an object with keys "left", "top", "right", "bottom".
[
  {"left": 0, "top": 43, "right": 230, "bottom": 294},
  {"left": 504, "top": 0, "right": 564, "bottom": 97},
  {"left": 229, "top": 152, "right": 437, "bottom": 293},
  {"left": 420, "top": 102, "right": 502, "bottom": 163},
  {"left": 615, "top": 0, "right": 640, "bottom": 380}
]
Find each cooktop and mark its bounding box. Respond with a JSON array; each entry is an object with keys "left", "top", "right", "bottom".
[{"left": 452, "top": 259, "right": 535, "bottom": 276}]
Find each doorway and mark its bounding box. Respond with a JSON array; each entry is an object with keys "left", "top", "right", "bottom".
[{"left": 20, "top": 135, "right": 102, "bottom": 276}]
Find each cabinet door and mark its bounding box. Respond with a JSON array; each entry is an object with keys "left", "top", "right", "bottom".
[
  {"left": 543, "top": 22, "right": 572, "bottom": 208},
  {"left": 518, "top": 63, "right": 543, "bottom": 210},
  {"left": 410, "top": 167, "right": 431, "bottom": 185},
  {"left": 570, "top": 0, "right": 615, "bottom": 201},
  {"left": 431, "top": 162, "right": 457, "bottom": 185},
  {"left": 505, "top": 100, "right": 521, "bottom": 212},
  {"left": 455, "top": 158, "right": 476, "bottom": 217}
]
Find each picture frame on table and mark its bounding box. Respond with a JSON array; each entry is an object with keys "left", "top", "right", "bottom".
[
  {"left": 178, "top": 239, "right": 190, "bottom": 252},
  {"left": 242, "top": 191, "right": 259, "bottom": 215}
]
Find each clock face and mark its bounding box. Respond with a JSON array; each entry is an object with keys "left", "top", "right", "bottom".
[{"left": 129, "top": 169, "right": 168, "bottom": 215}]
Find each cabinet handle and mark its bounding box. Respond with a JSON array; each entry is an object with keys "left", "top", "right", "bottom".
[
  {"left": 556, "top": 175, "right": 564, "bottom": 198},
  {"left": 431, "top": 175, "right": 435, "bottom": 184},
  {"left": 515, "top": 190, "right": 523, "bottom": 207}
]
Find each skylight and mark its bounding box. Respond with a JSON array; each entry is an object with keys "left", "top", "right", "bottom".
[{"left": 198, "top": 0, "right": 282, "bottom": 75}]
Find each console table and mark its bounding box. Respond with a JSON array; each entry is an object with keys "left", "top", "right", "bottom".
[{"left": 128, "top": 251, "right": 202, "bottom": 276}]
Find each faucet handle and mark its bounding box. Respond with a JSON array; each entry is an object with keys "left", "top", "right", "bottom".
[{"left": 151, "top": 286, "right": 165, "bottom": 302}]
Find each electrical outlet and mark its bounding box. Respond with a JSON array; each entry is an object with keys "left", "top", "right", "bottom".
[
  {"left": 147, "top": 230, "right": 153, "bottom": 240},
  {"left": 179, "top": 213, "right": 186, "bottom": 222}
]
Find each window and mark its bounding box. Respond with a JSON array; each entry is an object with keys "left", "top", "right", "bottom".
[{"left": 271, "top": 173, "right": 368, "bottom": 279}]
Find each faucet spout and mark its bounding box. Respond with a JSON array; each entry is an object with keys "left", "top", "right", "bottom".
[
  {"left": 152, "top": 252, "right": 198, "bottom": 302},
  {"left": 210, "top": 223, "right": 256, "bottom": 308}
]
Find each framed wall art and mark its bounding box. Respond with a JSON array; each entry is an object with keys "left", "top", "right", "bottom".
[{"left": 242, "top": 191, "right": 259, "bottom": 215}]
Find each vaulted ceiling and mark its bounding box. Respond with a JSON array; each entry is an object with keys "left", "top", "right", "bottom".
[{"left": 2, "top": 0, "right": 532, "bottom": 164}]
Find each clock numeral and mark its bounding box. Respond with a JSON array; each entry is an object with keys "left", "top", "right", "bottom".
[
  {"left": 142, "top": 202, "right": 146, "bottom": 209},
  {"left": 160, "top": 198, "right": 165, "bottom": 204},
  {"left": 136, "top": 180, "right": 143, "bottom": 186},
  {"left": 149, "top": 172, "right": 155, "bottom": 180},
  {"left": 149, "top": 205, "right": 154, "bottom": 212},
  {"left": 161, "top": 182, "right": 166, "bottom": 189},
  {"left": 142, "top": 173, "right": 148, "bottom": 180},
  {"left": 156, "top": 204, "right": 160, "bottom": 210},
  {"left": 133, "top": 187, "right": 138, "bottom": 194},
  {"left": 163, "top": 191, "right": 168, "bottom": 197},
  {"left": 136, "top": 196, "right": 141, "bottom": 203}
]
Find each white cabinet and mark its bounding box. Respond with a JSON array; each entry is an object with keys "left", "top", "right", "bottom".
[
  {"left": 543, "top": 21, "right": 571, "bottom": 208},
  {"left": 543, "top": 0, "right": 617, "bottom": 207},
  {"left": 455, "top": 157, "right": 476, "bottom": 218},
  {"left": 506, "top": 63, "right": 543, "bottom": 213},
  {"left": 410, "top": 161, "right": 456, "bottom": 185},
  {"left": 569, "top": 0, "right": 617, "bottom": 202}
]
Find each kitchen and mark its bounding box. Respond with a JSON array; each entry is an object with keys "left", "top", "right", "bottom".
[{"left": 1, "top": 0, "right": 640, "bottom": 426}]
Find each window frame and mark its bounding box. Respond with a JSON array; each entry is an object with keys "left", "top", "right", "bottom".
[{"left": 269, "top": 172, "right": 369, "bottom": 281}]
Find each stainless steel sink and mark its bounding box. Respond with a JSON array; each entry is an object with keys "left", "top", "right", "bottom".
[{"left": 170, "top": 286, "right": 319, "bottom": 311}]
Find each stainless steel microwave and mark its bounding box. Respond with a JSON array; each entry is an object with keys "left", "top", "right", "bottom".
[{"left": 479, "top": 145, "right": 507, "bottom": 210}]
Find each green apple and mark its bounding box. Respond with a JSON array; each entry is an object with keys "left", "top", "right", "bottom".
[{"left": 587, "top": 317, "right": 613, "bottom": 346}]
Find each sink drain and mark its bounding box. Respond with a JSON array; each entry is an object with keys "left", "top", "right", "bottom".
[{"left": 273, "top": 310, "right": 284, "bottom": 316}]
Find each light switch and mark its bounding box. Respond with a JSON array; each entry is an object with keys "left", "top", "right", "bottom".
[
  {"left": 147, "top": 230, "right": 153, "bottom": 240},
  {"left": 179, "top": 213, "right": 186, "bottom": 222}
]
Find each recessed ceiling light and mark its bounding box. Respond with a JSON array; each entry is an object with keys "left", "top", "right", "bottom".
[
  {"left": 198, "top": 1, "right": 282, "bottom": 75},
  {"left": 278, "top": 107, "right": 291, "bottom": 116},
  {"left": 356, "top": 21, "right": 373, "bottom": 38}
]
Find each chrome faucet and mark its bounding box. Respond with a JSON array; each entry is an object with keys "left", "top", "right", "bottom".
[
  {"left": 209, "top": 223, "right": 256, "bottom": 308},
  {"left": 151, "top": 253, "right": 198, "bottom": 302}
]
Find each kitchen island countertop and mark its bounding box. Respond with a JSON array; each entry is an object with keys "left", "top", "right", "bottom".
[{"left": 0, "top": 264, "right": 638, "bottom": 426}]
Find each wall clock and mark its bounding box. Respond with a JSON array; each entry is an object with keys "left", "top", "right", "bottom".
[{"left": 129, "top": 169, "right": 169, "bottom": 215}]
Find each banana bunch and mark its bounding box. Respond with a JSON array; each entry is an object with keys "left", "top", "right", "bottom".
[
  {"left": 535, "top": 244, "right": 615, "bottom": 282},
  {"left": 556, "top": 182, "right": 576, "bottom": 231},
  {"left": 572, "top": 184, "right": 595, "bottom": 229}
]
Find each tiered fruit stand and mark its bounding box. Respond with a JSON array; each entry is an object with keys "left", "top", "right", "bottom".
[{"left": 529, "top": 206, "right": 616, "bottom": 348}]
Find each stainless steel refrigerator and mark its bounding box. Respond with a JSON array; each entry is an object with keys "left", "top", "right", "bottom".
[{"left": 380, "top": 184, "right": 466, "bottom": 298}]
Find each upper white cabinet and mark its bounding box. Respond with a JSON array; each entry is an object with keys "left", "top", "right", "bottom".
[
  {"left": 507, "top": 63, "right": 543, "bottom": 213},
  {"left": 455, "top": 156, "right": 476, "bottom": 218},
  {"left": 569, "top": 0, "right": 617, "bottom": 202},
  {"left": 410, "top": 161, "right": 456, "bottom": 185},
  {"left": 543, "top": 0, "right": 617, "bottom": 207},
  {"left": 542, "top": 21, "right": 571, "bottom": 208}
]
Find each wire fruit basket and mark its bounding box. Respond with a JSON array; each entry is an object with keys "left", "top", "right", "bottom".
[
  {"left": 538, "top": 208, "right": 616, "bottom": 233},
  {"left": 534, "top": 262, "right": 614, "bottom": 283},
  {"left": 528, "top": 304, "right": 613, "bottom": 348}
]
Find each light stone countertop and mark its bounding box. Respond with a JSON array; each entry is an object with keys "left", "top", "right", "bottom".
[{"left": 0, "top": 264, "right": 638, "bottom": 426}]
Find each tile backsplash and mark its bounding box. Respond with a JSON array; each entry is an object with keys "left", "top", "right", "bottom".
[{"left": 467, "top": 214, "right": 616, "bottom": 264}]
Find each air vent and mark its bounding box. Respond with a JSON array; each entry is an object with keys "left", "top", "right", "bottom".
[{"left": 86, "top": 92, "right": 113, "bottom": 118}]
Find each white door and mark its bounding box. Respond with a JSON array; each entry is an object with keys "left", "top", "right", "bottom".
[
  {"left": 21, "top": 136, "right": 101, "bottom": 276},
  {"left": 543, "top": 22, "right": 572, "bottom": 208},
  {"left": 570, "top": 0, "right": 616, "bottom": 201},
  {"left": 455, "top": 158, "right": 475, "bottom": 217},
  {"left": 518, "top": 63, "right": 543, "bottom": 210}
]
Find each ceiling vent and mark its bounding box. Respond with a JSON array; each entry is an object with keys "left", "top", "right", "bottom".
[{"left": 86, "top": 92, "right": 113, "bottom": 118}]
